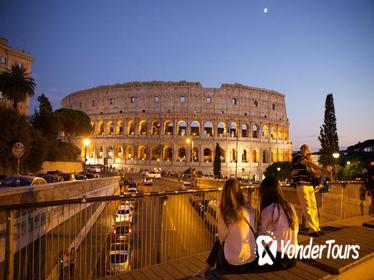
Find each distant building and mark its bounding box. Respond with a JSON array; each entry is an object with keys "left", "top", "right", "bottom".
[
  {"left": 62, "top": 81, "right": 293, "bottom": 178},
  {"left": 343, "top": 139, "right": 374, "bottom": 166},
  {"left": 0, "top": 37, "right": 33, "bottom": 115}
]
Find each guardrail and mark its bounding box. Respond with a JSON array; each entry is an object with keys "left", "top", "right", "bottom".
[{"left": 0, "top": 186, "right": 258, "bottom": 280}]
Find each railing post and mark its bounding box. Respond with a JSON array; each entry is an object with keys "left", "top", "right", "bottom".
[{"left": 4, "top": 210, "right": 15, "bottom": 280}]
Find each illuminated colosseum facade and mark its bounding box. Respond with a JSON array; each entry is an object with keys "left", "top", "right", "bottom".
[{"left": 62, "top": 81, "right": 292, "bottom": 179}]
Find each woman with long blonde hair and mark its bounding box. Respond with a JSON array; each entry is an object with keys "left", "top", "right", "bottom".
[{"left": 195, "top": 179, "right": 257, "bottom": 278}]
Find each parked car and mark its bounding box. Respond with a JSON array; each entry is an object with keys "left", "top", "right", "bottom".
[
  {"left": 128, "top": 183, "right": 138, "bottom": 193},
  {"left": 147, "top": 170, "right": 161, "bottom": 179},
  {"left": 40, "top": 174, "right": 64, "bottom": 183},
  {"left": 143, "top": 177, "right": 153, "bottom": 186},
  {"left": 75, "top": 172, "right": 87, "bottom": 180},
  {"left": 86, "top": 172, "right": 100, "bottom": 179},
  {"left": 0, "top": 175, "right": 9, "bottom": 185},
  {"left": 107, "top": 249, "right": 129, "bottom": 274},
  {"left": 60, "top": 173, "right": 76, "bottom": 181},
  {"left": 115, "top": 205, "right": 132, "bottom": 223},
  {"left": 112, "top": 224, "right": 132, "bottom": 242},
  {"left": 1, "top": 175, "right": 47, "bottom": 187}
]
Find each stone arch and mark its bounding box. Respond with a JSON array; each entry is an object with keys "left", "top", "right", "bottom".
[
  {"left": 229, "top": 122, "right": 237, "bottom": 137},
  {"left": 151, "top": 120, "right": 160, "bottom": 135},
  {"left": 204, "top": 121, "right": 213, "bottom": 136},
  {"left": 177, "top": 120, "right": 187, "bottom": 136},
  {"left": 151, "top": 145, "right": 162, "bottom": 161},
  {"left": 107, "top": 146, "right": 114, "bottom": 159},
  {"left": 252, "top": 124, "right": 259, "bottom": 138},
  {"left": 117, "top": 120, "right": 124, "bottom": 135},
  {"left": 203, "top": 148, "right": 213, "bottom": 162},
  {"left": 163, "top": 146, "right": 173, "bottom": 161},
  {"left": 91, "top": 122, "right": 95, "bottom": 135},
  {"left": 242, "top": 149, "right": 248, "bottom": 162},
  {"left": 139, "top": 120, "right": 147, "bottom": 135},
  {"left": 252, "top": 149, "right": 258, "bottom": 162},
  {"left": 138, "top": 145, "right": 147, "bottom": 160},
  {"left": 220, "top": 148, "right": 226, "bottom": 162},
  {"left": 177, "top": 147, "right": 186, "bottom": 161},
  {"left": 192, "top": 147, "right": 199, "bottom": 162},
  {"left": 272, "top": 150, "right": 277, "bottom": 162},
  {"left": 191, "top": 121, "right": 200, "bottom": 136},
  {"left": 98, "top": 121, "right": 104, "bottom": 135},
  {"left": 278, "top": 127, "right": 283, "bottom": 140},
  {"left": 262, "top": 150, "right": 269, "bottom": 163},
  {"left": 164, "top": 120, "right": 174, "bottom": 135},
  {"left": 241, "top": 123, "right": 249, "bottom": 137},
  {"left": 278, "top": 149, "right": 284, "bottom": 161},
  {"left": 217, "top": 122, "right": 226, "bottom": 136},
  {"left": 128, "top": 120, "right": 135, "bottom": 135},
  {"left": 116, "top": 145, "right": 124, "bottom": 159},
  {"left": 96, "top": 146, "right": 103, "bottom": 159},
  {"left": 107, "top": 121, "right": 114, "bottom": 135},
  {"left": 126, "top": 145, "right": 135, "bottom": 160},
  {"left": 271, "top": 125, "right": 277, "bottom": 140},
  {"left": 230, "top": 148, "right": 237, "bottom": 162},
  {"left": 262, "top": 124, "right": 269, "bottom": 139}
]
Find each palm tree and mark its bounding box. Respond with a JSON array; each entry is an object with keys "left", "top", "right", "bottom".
[{"left": 0, "top": 64, "right": 36, "bottom": 109}]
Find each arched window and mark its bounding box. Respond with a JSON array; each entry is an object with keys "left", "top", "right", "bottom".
[
  {"left": 116, "top": 145, "right": 124, "bottom": 159},
  {"left": 241, "top": 123, "right": 249, "bottom": 137},
  {"left": 177, "top": 120, "right": 187, "bottom": 136},
  {"left": 217, "top": 122, "right": 225, "bottom": 136},
  {"left": 278, "top": 149, "right": 284, "bottom": 161},
  {"left": 164, "top": 120, "right": 174, "bottom": 135},
  {"left": 204, "top": 122, "right": 213, "bottom": 136},
  {"left": 163, "top": 146, "right": 173, "bottom": 161},
  {"left": 138, "top": 146, "right": 147, "bottom": 160},
  {"left": 139, "top": 120, "right": 147, "bottom": 135},
  {"left": 203, "top": 148, "right": 213, "bottom": 162},
  {"left": 91, "top": 122, "right": 95, "bottom": 135},
  {"left": 128, "top": 120, "right": 135, "bottom": 135},
  {"left": 230, "top": 148, "right": 237, "bottom": 162},
  {"left": 177, "top": 147, "right": 186, "bottom": 161},
  {"left": 151, "top": 120, "right": 160, "bottom": 135},
  {"left": 229, "top": 122, "right": 237, "bottom": 137},
  {"left": 191, "top": 121, "right": 200, "bottom": 136},
  {"left": 278, "top": 127, "right": 283, "bottom": 140},
  {"left": 252, "top": 124, "right": 258, "bottom": 138},
  {"left": 272, "top": 150, "right": 277, "bottom": 162},
  {"left": 271, "top": 125, "right": 277, "bottom": 140}
]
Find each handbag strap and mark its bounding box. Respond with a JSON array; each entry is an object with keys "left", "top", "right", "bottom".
[{"left": 241, "top": 212, "right": 257, "bottom": 239}]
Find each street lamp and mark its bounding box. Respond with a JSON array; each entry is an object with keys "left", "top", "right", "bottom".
[
  {"left": 83, "top": 138, "right": 90, "bottom": 173},
  {"left": 332, "top": 152, "right": 340, "bottom": 180}
]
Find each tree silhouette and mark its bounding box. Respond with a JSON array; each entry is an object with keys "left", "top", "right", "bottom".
[{"left": 318, "top": 94, "right": 339, "bottom": 166}]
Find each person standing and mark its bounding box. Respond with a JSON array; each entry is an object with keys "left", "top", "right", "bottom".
[
  {"left": 292, "top": 144, "right": 331, "bottom": 237},
  {"left": 69, "top": 247, "right": 76, "bottom": 278}
]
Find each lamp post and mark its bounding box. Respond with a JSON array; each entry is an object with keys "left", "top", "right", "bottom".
[
  {"left": 332, "top": 152, "right": 340, "bottom": 181},
  {"left": 83, "top": 138, "right": 90, "bottom": 173}
]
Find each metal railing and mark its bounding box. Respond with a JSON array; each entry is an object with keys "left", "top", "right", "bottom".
[{"left": 0, "top": 187, "right": 258, "bottom": 280}]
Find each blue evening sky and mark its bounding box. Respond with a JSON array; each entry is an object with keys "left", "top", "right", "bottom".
[{"left": 1, "top": 0, "right": 373, "bottom": 150}]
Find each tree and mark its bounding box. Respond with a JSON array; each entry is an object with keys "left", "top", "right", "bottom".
[
  {"left": 0, "top": 64, "right": 35, "bottom": 109},
  {"left": 214, "top": 143, "right": 221, "bottom": 178},
  {"left": 264, "top": 162, "right": 292, "bottom": 182},
  {"left": 318, "top": 94, "right": 339, "bottom": 166},
  {"left": 54, "top": 108, "right": 92, "bottom": 141},
  {"left": 31, "top": 94, "right": 58, "bottom": 140}
]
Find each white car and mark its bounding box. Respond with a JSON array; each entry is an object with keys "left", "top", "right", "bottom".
[
  {"left": 107, "top": 250, "right": 129, "bottom": 274},
  {"left": 181, "top": 181, "right": 192, "bottom": 190},
  {"left": 115, "top": 205, "right": 132, "bottom": 223},
  {"left": 147, "top": 171, "right": 161, "bottom": 179},
  {"left": 143, "top": 177, "right": 153, "bottom": 186}
]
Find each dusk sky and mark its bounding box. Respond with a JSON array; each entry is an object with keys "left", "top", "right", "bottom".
[{"left": 1, "top": 0, "right": 373, "bottom": 151}]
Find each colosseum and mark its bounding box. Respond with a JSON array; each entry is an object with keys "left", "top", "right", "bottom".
[{"left": 61, "top": 81, "right": 292, "bottom": 180}]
